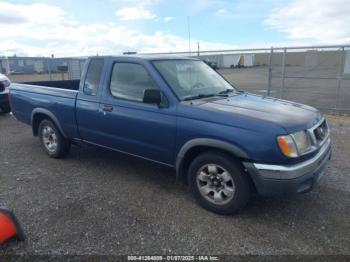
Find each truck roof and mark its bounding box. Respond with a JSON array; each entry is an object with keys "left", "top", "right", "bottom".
[{"left": 88, "top": 55, "right": 199, "bottom": 61}]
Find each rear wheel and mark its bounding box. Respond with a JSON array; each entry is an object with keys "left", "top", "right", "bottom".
[
  {"left": 38, "top": 119, "right": 70, "bottom": 158},
  {"left": 188, "top": 151, "right": 251, "bottom": 215}
]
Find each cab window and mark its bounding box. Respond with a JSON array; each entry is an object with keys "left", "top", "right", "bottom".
[
  {"left": 83, "top": 59, "right": 104, "bottom": 96},
  {"left": 110, "top": 63, "right": 158, "bottom": 102}
]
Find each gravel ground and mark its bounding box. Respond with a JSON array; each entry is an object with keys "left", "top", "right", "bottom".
[{"left": 0, "top": 113, "right": 349, "bottom": 258}]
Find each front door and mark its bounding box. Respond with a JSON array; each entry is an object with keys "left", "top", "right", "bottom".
[{"left": 97, "top": 61, "right": 177, "bottom": 165}]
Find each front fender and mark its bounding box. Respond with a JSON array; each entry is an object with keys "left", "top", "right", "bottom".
[{"left": 175, "top": 138, "right": 249, "bottom": 180}]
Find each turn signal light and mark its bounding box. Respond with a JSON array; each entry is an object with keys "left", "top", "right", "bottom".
[{"left": 277, "top": 135, "right": 298, "bottom": 158}]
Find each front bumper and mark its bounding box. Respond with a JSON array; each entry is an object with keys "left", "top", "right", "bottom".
[
  {"left": 0, "top": 92, "right": 10, "bottom": 108},
  {"left": 243, "top": 137, "right": 331, "bottom": 196}
]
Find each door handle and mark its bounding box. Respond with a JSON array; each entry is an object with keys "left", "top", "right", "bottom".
[{"left": 102, "top": 105, "right": 113, "bottom": 112}]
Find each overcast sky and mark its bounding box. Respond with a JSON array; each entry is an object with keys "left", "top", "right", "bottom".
[{"left": 0, "top": 0, "right": 349, "bottom": 57}]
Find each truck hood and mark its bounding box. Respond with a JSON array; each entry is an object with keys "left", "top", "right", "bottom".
[{"left": 195, "top": 93, "right": 321, "bottom": 133}]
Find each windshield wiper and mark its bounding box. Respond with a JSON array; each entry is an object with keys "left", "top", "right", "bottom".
[
  {"left": 183, "top": 93, "right": 217, "bottom": 101},
  {"left": 183, "top": 92, "right": 231, "bottom": 101},
  {"left": 218, "top": 89, "right": 235, "bottom": 95}
]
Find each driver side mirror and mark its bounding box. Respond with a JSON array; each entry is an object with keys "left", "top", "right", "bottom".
[{"left": 143, "top": 89, "right": 163, "bottom": 105}]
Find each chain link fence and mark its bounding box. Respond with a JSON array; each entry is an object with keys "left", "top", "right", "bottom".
[
  {"left": 0, "top": 56, "right": 86, "bottom": 82},
  {"left": 266, "top": 45, "right": 350, "bottom": 112},
  {"left": 145, "top": 45, "right": 350, "bottom": 112}
]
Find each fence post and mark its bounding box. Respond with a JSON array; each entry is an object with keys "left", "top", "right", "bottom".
[
  {"left": 79, "top": 59, "right": 83, "bottom": 78},
  {"left": 5, "top": 57, "right": 10, "bottom": 75},
  {"left": 267, "top": 47, "right": 273, "bottom": 96},
  {"left": 336, "top": 47, "right": 345, "bottom": 109},
  {"left": 67, "top": 59, "right": 71, "bottom": 80},
  {"left": 280, "top": 48, "right": 287, "bottom": 98},
  {"left": 48, "top": 57, "right": 52, "bottom": 81}
]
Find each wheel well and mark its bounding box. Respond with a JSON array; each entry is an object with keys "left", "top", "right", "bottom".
[
  {"left": 32, "top": 113, "right": 50, "bottom": 136},
  {"left": 178, "top": 146, "right": 240, "bottom": 182},
  {"left": 177, "top": 146, "right": 257, "bottom": 192}
]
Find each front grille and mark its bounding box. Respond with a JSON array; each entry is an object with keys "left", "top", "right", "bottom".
[
  {"left": 313, "top": 120, "right": 328, "bottom": 143},
  {"left": 0, "top": 82, "right": 4, "bottom": 92}
]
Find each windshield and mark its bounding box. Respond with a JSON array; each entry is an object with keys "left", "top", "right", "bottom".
[{"left": 153, "top": 60, "right": 236, "bottom": 101}]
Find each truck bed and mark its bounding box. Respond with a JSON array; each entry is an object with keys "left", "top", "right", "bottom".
[
  {"left": 11, "top": 82, "right": 78, "bottom": 99},
  {"left": 19, "top": 80, "right": 80, "bottom": 91},
  {"left": 10, "top": 81, "right": 79, "bottom": 138}
]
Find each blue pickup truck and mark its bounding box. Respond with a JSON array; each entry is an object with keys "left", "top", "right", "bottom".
[{"left": 9, "top": 56, "right": 331, "bottom": 214}]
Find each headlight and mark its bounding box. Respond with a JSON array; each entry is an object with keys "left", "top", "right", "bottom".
[
  {"left": 277, "top": 131, "right": 312, "bottom": 158},
  {"left": 291, "top": 131, "right": 311, "bottom": 154},
  {"left": 3, "top": 80, "right": 11, "bottom": 87},
  {"left": 0, "top": 80, "right": 10, "bottom": 89}
]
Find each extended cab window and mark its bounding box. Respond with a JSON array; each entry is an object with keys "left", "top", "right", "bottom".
[
  {"left": 83, "top": 59, "right": 104, "bottom": 96},
  {"left": 110, "top": 63, "right": 158, "bottom": 102}
]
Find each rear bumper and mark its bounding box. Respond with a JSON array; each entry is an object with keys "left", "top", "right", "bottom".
[{"left": 243, "top": 137, "right": 331, "bottom": 196}]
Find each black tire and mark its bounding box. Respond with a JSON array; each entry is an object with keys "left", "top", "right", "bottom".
[
  {"left": 188, "top": 151, "right": 251, "bottom": 215},
  {"left": 0, "top": 106, "right": 10, "bottom": 114},
  {"left": 38, "top": 119, "right": 70, "bottom": 158}
]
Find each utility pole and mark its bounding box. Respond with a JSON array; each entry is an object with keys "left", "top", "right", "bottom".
[
  {"left": 197, "top": 42, "right": 200, "bottom": 56},
  {"left": 187, "top": 16, "right": 191, "bottom": 56}
]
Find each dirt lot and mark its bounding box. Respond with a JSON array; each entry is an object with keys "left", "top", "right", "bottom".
[{"left": 0, "top": 113, "right": 349, "bottom": 259}]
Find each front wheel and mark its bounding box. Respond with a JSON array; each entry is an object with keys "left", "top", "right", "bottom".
[
  {"left": 38, "top": 119, "right": 70, "bottom": 158},
  {"left": 188, "top": 151, "right": 251, "bottom": 215}
]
